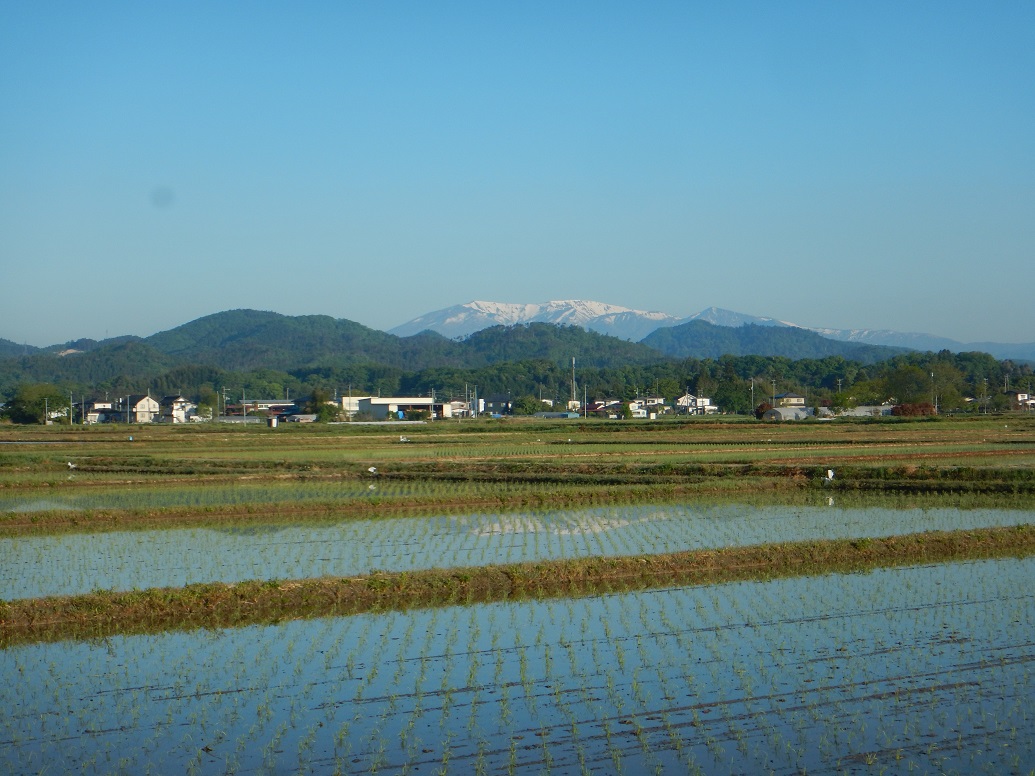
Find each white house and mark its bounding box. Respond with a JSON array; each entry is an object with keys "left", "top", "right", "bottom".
[
  {"left": 159, "top": 395, "right": 197, "bottom": 423},
  {"left": 120, "top": 395, "right": 160, "bottom": 423},
  {"left": 676, "top": 393, "right": 718, "bottom": 415},
  {"left": 81, "top": 399, "right": 115, "bottom": 424},
  {"left": 357, "top": 396, "right": 453, "bottom": 420}
]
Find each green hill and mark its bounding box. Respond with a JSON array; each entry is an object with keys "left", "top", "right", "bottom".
[
  {"left": 0, "top": 312, "right": 671, "bottom": 396},
  {"left": 0, "top": 339, "right": 38, "bottom": 359},
  {"left": 641, "top": 320, "right": 905, "bottom": 363}
]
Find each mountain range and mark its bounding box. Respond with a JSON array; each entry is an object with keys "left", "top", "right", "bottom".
[
  {"left": 390, "top": 300, "right": 1035, "bottom": 363},
  {"left": 0, "top": 301, "right": 1031, "bottom": 397}
]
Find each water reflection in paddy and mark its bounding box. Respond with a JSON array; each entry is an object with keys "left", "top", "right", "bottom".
[
  {"left": 3, "top": 499, "right": 1033, "bottom": 599},
  {"left": 2, "top": 558, "right": 1032, "bottom": 773}
]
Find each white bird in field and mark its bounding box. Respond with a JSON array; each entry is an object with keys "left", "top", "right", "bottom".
[
  {"left": 368, "top": 466, "right": 377, "bottom": 474},
  {"left": 823, "top": 469, "right": 835, "bottom": 484},
  {"left": 67, "top": 462, "right": 77, "bottom": 469},
  {"left": 399, "top": 436, "right": 410, "bottom": 442}
]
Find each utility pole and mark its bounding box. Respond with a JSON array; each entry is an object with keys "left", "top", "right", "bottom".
[{"left": 571, "top": 357, "right": 577, "bottom": 410}]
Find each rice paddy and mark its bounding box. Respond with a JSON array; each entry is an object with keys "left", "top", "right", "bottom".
[
  {"left": 2, "top": 558, "right": 1031, "bottom": 773},
  {"left": 3, "top": 500, "right": 1034, "bottom": 601},
  {"left": 1, "top": 417, "right": 1033, "bottom": 772}
]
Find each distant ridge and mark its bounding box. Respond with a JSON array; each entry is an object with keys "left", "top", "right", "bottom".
[
  {"left": 642, "top": 320, "right": 905, "bottom": 363},
  {"left": 391, "top": 300, "right": 1035, "bottom": 362}
]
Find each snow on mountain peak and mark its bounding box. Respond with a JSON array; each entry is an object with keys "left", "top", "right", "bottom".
[{"left": 390, "top": 300, "right": 681, "bottom": 340}]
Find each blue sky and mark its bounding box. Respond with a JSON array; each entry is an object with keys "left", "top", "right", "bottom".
[{"left": 2, "top": 2, "right": 1032, "bottom": 347}]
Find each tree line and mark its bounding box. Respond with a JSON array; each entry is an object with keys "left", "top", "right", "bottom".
[{"left": 3, "top": 349, "right": 1031, "bottom": 424}]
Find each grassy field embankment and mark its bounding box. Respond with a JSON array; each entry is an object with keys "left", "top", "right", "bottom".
[{"left": 3, "top": 524, "right": 1033, "bottom": 646}]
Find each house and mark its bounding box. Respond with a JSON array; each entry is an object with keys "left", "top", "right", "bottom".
[
  {"left": 1005, "top": 391, "right": 1035, "bottom": 411},
  {"left": 448, "top": 400, "right": 472, "bottom": 418},
  {"left": 482, "top": 395, "right": 513, "bottom": 416},
  {"left": 357, "top": 396, "right": 453, "bottom": 420},
  {"left": 246, "top": 399, "right": 297, "bottom": 415},
  {"left": 587, "top": 400, "right": 623, "bottom": 418},
  {"left": 117, "top": 395, "right": 160, "bottom": 423},
  {"left": 676, "top": 393, "right": 718, "bottom": 415},
  {"left": 159, "top": 395, "right": 197, "bottom": 424},
  {"left": 635, "top": 395, "right": 667, "bottom": 410},
  {"left": 774, "top": 393, "right": 806, "bottom": 407},
  {"left": 81, "top": 399, "right": 115, "bottom": 424}
]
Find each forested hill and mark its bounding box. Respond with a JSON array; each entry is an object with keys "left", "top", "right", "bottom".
[
  {"left": 642, "top": 320, "right": 906, "bottom": 363},
  {"left": 143, "top": 310, "right": 465, "bottom": 372},
  {"left": 0, "top": 339, "right": 38, "bottom": 358},
  {"left": 0, "top": 311, "right": 670, "bottom": 394}
]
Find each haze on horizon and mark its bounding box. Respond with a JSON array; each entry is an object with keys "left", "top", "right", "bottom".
[{"left": 2, "top": 3, "right": 1033, "bottom": 348}]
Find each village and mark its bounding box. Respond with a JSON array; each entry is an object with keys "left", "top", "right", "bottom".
[
  {"left": 68, "top": 391, "right": 726, "bottom": 425},
  {"left": 64, "top": 390, "right": 922, "bottom": 425},
  {"left": 46, "top": 384, "right": 1035, "bottom": 426}
]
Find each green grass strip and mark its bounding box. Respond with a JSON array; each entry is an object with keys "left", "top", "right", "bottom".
[{"left": 3, "top": 524, "right": 1033, "bottom": 647}]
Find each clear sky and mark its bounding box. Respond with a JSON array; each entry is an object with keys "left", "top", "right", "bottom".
[{"left": 2, "top": 2, "right": 1033, "bottom": 347}]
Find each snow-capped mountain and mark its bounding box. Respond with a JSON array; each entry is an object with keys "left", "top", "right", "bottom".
[
  {"left": 391, "top": 300, "right": 1035, "bottom": 361},
  {"left": 681, "top": 307, "right": 796, "bottom": 329},
  {"left": 389, "top": 300, "right": 681, "bottom": 341}
]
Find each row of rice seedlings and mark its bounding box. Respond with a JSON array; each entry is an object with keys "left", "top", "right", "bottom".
[
  {"left": 6, "top": 497, "right": 1035, "bottom": 599},
  {"left": 2, "top": 556, "right": 1033, "bottom": 772},
  {"left": 0, "top": 477, "right": 542, "bottom": 514}
]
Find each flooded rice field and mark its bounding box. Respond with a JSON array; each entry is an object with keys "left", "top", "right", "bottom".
[
  {"left": 3, "top": 500, "right": 1034, "bottom": 600},
  {"left": 2, "top": 556, "right": 1032, "bottom": 774}
]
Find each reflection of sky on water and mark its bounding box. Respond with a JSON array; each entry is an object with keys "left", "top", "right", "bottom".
[
  {"left": 2, "top": 558, "right": 1032, "bottom": 774},
  {"left": 2, "top": 502, "right": 1033, "bottom": 599},
  {"left": 5, "top": 499, "right": 79, "bottom": 513}
]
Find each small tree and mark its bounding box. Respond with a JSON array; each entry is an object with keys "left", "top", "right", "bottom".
[
  {"left": 830, "top": 392, "right": 857, "bottom": 413},
  {"left": 754, "top": 401, "right": 772, "bottom": 420},
  {"left": 513, "top": 395, "right": 548, "bottom": 415},
  {"left": 302, "top": 387, "right": 333, "bottom": 414},
  {"left": 315, "top": 403, "right": 342, "bottom": 422}
]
